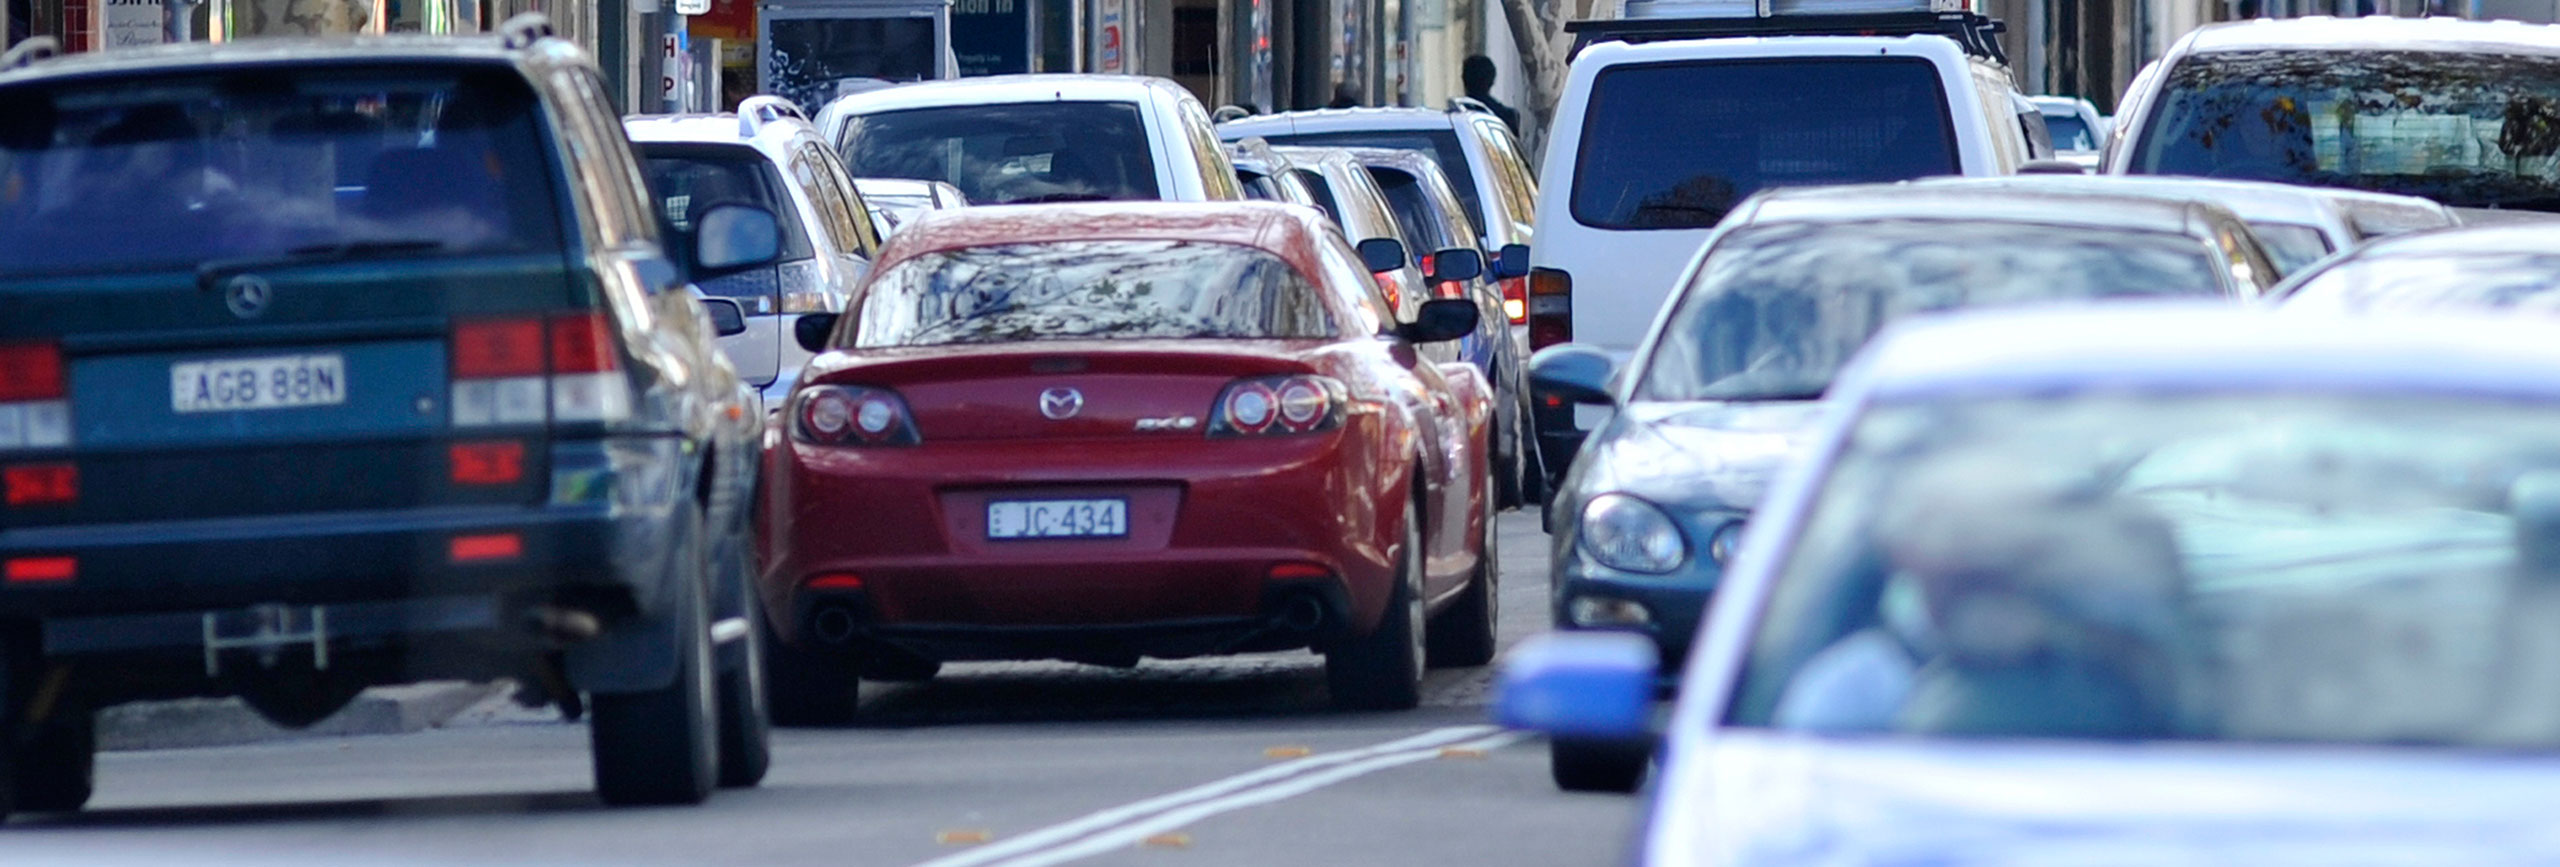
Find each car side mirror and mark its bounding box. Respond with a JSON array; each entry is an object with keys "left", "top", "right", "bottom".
[
  {"left": 699, "top": 296, "right": 749, "bottom": 337},
  {"left": 1430, "top": 248, "right": 1483, "bottom": 283},
  {"left": 1357, "top": 237, "right": 1408, "bottom": 273},
  {"left": 1529, "top": 344, "right": 1618, "bottom": 406},
  {"left": 1491, "top": 243, "right": 1531, "bottom": 279},
  {"left": 1494, "top": 632, "right": 1659, "bottom": 741},
  {"left": 794, "top": 312, "right": 840, "bottom": 353},
  {"left": 694, "top": 204, "right": 783, "bottom": 273},
  {"left": 1398, "top": 298, "right": 1478, "bottom": 344}
]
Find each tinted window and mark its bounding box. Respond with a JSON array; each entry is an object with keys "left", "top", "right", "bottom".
[
  {"left": 854, "top": 240, "right": 1333, "bottom": 346},
  {"left": 1370, "top": 168, "right": 1459, "bottom": 259},
  {"left": 765, "top": 17, "right": 939, "bottom": 113},
  {"left": 0, "top": 68, "right": 563, "bottom": 278},
  {"left": 1238, "top": 169, "right": 1283, "bottom": 200},
  {"left": 1293, "top": 169, "right": 1342, "bottom": 223},
  {"left": 2284, "top": 252, "right": 2560, "bottom": 311},
  {"left": 1732, "top": 392, "right": 2560, "bottom": 748},
  {"left": 639, "top": 147, "right": 816, "bottom": 306},
  {"left": 2246, "top": 221, "right": 2331, "bottom": 275},
  {"left": 2043, "top": 112, "right": 2095, "bottom": 150},
  {"left": 1638, "top": 220, "right": 2222, "bottom": 401},
  {"left": 1266, "top": 129, "right": 1481, "bottom": 236},
  {"left": 1571, "top": 59, "right": 1960, "bottom": 230},
  {"left": 2133, "top": 51, "right": 2560, "bottom": 210},
  {"left": 838, "top": 102, "right": 1162, "bottom": 204}
]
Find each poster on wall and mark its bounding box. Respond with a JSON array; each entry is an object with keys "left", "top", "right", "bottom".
[
  {"left": 950, "top": 0, "right": 1027, "bottom": 76},
  {"left": 102, "top": 0, "right": 166, "bottom": 47},
  {"left": 1096, "top": 0, "right": 1121, "bottom": 73}
]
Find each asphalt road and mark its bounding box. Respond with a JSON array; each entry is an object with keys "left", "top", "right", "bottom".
[{"left": 0, "top": 512, "right": 1641, "bottom": 866}]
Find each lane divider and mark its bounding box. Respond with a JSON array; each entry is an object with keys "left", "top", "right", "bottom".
[{"left": 909, "top": 725, "right": 1510, "bottom": 867}]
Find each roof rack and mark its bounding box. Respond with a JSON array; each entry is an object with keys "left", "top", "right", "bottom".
[
  {"left": 1566, "top": 10, "right": 2007, "bottom": 64},
  {"left": 736, "top": 95, "right": 806, "bottom": 136},
  {"left": 1447, "top": 96, "right": 1493, "bottom": 115},
  {"left": 498, "top": 13, "right": 558, "bottom": 50},
  {"left": 1, "top": 37, "right": 60, "bottom": 71}
]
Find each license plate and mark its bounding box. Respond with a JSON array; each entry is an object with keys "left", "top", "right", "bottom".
[
  {"left": 987, "top": 498, "right": 1129, "bottom": 540},
  {"left": 171, "top": 354, "right": 347, "bottom": 413}
]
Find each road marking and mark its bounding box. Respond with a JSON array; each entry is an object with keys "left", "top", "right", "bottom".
[
  {"left": 909, "top": 725, "right": 1501, "bottom": 867},
  {"left": 937, "top": 830, "right": 996, "bottom": 846},
  {"left": 911, "top": 726, "right": 1515, "bottom": 867},
  {"left": 1139, "top": 832, "right": 1192, "bottom": 849},
  {"left": 1260, "top": 746, "right": 1312, "bottom": 759}
]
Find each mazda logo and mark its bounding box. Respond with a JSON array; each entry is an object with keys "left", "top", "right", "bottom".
[
  {"left": 1038, "top": 387, "right": 1084, "bottom": 420},
  {"left": 225, "top": 274, "right": 273, "bottom": 319}
]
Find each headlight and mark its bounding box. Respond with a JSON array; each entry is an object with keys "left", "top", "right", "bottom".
[
  {"left": 1580, "top": 494, "right": 1687, "bottom": 574},
  {"left": 1707, "top": 520, "right": 1745, "bottom": 566}
]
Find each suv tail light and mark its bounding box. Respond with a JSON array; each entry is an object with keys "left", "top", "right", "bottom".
[
  {"left": 450, "top": 313, "right": 629, "bottom": 427},
  {"left": 4, "top": 462, "right": 75, "bottom": 507},
  {"left": 1528, "top": 267, "right": 1572, "bottom": 350},
  {"left": 777, "top": 258, "right": 830, "bottom": 314},
  {"left": 0, "top": 341, "right": 71, "bottom": 452},
  {"left": 1501, "top": 277, "right": 1528, "bottom": 324},
  {"left": 1210, "top": 376, "right": 1345, "bottom": 437},
  {"left": 794, "top": 385, "right": 919, "bottom": 446}
]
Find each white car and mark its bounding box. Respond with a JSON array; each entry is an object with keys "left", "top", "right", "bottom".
[
  {"left": 1911, "top": 174, "right": 2457, "bottom": 277},
  {"left": 2029, "top": 94, "right": 2108, "bottom": 168},
  {"left": 626, "top": 98, "right": 883, "bottom": 413},
  {"left": 815, "top": 74, "right": 1245, "bottom": 205},
  {"left": 1526, "top": 5, "right": 2040, "bottom": 470}
]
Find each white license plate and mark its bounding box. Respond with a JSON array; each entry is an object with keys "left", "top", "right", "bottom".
[
  {"left": 171, "top": 354, "right": 348, "bottom": 413},
  {"left": 986, "top": 498, "right": 1129, "bottom": 540}
]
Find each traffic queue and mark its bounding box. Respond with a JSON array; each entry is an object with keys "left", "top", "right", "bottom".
[{"left": 0, "top": 1, "right": 2556, "bottom": 860}]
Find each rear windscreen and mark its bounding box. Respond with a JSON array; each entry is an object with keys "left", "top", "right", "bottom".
[
  {"left": 838, "top": 102, "right": 1162, "bottom": 205},
  {"left": 1264, "top": 129, "right": 1482, "bottom": 237},
  {"left": 638, "top": 144, "right": 817, "bottom": 303},
  {"left": 854, "top": 239, "right": 1334, "bottom": 347},
  {"left": 1570, "top": 58, "right": 1960, "bottom": 230},
  {"left": 0, "top": 67, "right": 565, "bottom": 279}
]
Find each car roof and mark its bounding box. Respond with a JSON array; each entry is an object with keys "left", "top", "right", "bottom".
[
  {"left": 819, "top": 74, "right": 1176, "bottom": 115},
  {"left": 1741, "top": 184, "right": 2217, "bottom": 236},
  {"left": 1853, "top": 304, "right": 2560, "bottom": 402},
  {"left": 2181, "top": 14, "right": 2560, "bottom": 55},
  {"left": 2331, "top": 222, "right": 2560, "bottom": 259},
  {"left": 1907, "top": 175, "right": 2350, "bottom": 231},
  {"left": 0, "top": 32, "right": 544, "bottom": 86},
  {"left": 876, "top": 201, "right": 1339, "bottom": 274},
  {"left": 1569, "top": 32, "right": 1972, "bottom": 68},
  {"left": 1218, "top": 107, "right": 1459, "bottom": 139}
]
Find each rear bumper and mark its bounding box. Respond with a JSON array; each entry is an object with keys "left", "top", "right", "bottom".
[{"left": 759, "top": 428, "right": 1404, "bottom": 658}]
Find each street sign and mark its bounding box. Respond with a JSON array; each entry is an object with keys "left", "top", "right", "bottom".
[{"left": 678, "top": 0, "right": 712, "bottom": 16}]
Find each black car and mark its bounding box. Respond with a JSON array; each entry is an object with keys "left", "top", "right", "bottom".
[{"left": 0, "top": 17, "right": 775, "bottom": 815}]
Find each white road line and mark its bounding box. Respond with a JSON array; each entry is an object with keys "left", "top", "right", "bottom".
[
  {"left": 979, "top": 731, "right": 1530, "bottom": 867},
  {"left": 909, "top": 725, "right": 1502, "bottom": 867}
]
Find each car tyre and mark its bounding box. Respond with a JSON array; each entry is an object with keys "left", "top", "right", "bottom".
[
  {"left": 11, "top": 706, "right": 95, "bottom": 813},
  {"left": 714, "top": 545, "right": 772, "bottom": 788},
  {"left": 589, "top": 509, "right": 720, "bottom": 807},
  {"left": 1551, "top": 737, "right": 1649, "bottom": 793},
  {"left": 763, "top": 617, "right": 861, "bottom": 726},
  {"left": 1427, "top": 474, "right": 1500, "bottom": 669},
  {"left": 1327, "top": 500, "right": 1426, "bottom": 711}
]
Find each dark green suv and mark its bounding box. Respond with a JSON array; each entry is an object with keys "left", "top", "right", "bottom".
[{"left": 0, "top": 16, "right": 775, "bottom": 814}]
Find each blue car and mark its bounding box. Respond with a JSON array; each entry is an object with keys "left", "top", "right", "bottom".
[
  {"left": 1506, "top": 306, "right": 2560, "bottom": 862},
  {"left": 1526, "top": 182, "right": 2268, "bottom": 791}
]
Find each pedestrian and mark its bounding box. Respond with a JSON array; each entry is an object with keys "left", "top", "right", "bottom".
[
  {"left": 1327, "top": 81, "right": 1362, "bottom": 110},
  {"left": 1462, "top": 55, "right": 1521, "bottom": 132}
]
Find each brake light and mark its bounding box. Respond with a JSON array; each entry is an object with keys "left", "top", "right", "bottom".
[
  {"left": 450, "top": 313, "right": 628, "bottom": 427},
  {"left": 806, "top": 572, "right": 865, "bottom": 590},
  {"left": 1501, "top": 277, "right": 1527, "bottom": 324},
  {"left": 777, "top": 258, "right": 830, "bottom": 314},
  {"left": 449, "top": 441, "right": 526, "bottom": 486},
  {"left": 5, "top": 556, "right": 73, "bottom": 583},
  {"left": 793, "top": 385, "right": 919, "bottom": 446},
  {"left": 1211, "top": 376, "right": 1345, "bottom": 437},
  {"left": 449, "top": 533, "right": 524, "bottom": 563},
  {"left": 4, "top": 463, "right": 75, "bottom": 507},
  {"left": 1373, "top": 272, "right": 1402, "bottom": 310},
  {"left": 0, "top": 342, "right": 64, "bottom": 402},
  {"left": 0, "top": 341, "right": 71, "bottom": 453},
  {"left": 1528, "top": 267, "right": 1572, "bottom": 350}
]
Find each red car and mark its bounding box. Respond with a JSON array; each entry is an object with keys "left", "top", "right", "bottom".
[{"left": 756, "top": 202, "right": 1501, "bottom": 718}]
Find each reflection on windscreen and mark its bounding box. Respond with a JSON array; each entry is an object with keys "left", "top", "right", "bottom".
[
  {"left": 1570, "top": 58, "right": 1960, "bottom": 230},
  {"left": 854, "top": 239, "right": 1332, "bottom": 347},
  {"left": 1733, "top": 393, "right": 2560, "bottom": 748},
  {"left": 2135, "top": 51, "right": 2560, "bottom": 210},
  {"left": 839, "top": 102, "right": 1161, "bottom": 205},
  {"left": 1638, "top": 221, "right": 2222, "bottom": 401},
  {"left": 0, "top": 69, "right": 563, "bottom": 278},
  {"left": 2285, "top": 252, "right": 2560, "bottom": 312}
]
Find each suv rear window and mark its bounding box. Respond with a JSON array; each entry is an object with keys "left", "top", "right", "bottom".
[
  {"left": 0, "top": 67, "right": 564, "bottom": 278},
  {"left": 853, "top": 240, "right": 1333, "bottom": 347},
  {"left": 638, "top": 144, "right": 818, "bottom": 303},
  {"left": 837, "top": 102, "right": 1162, "bottom": 205},
  {"left": 1570, "top": 58, "right": 1960, "bottom": 230},
  {"left": 1264, "top": 129, "right": 1481, "bottom": 237}
]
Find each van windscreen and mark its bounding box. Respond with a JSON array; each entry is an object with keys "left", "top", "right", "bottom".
[{"left": 1569, "top": 57, "right": 1960, "bottom": 231}]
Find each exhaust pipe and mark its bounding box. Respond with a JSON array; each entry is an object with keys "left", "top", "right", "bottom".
[
  {"left": 1277, "top": 594, "right": 1327, "bottom": 632},
  {"left": 810, "top": 604, "right": 861, "bottom": 645},
  {"left": 528, "top": 606, "right": 603, "bottom": 642}
]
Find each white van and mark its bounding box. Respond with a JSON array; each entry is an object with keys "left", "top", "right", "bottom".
[{"left": 1527, "top": 6, "right": 2035, "bottom": 469}]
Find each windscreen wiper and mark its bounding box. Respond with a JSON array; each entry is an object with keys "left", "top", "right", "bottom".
[{"left": 197, "top": 238, "right": 449, "bottom": 290}]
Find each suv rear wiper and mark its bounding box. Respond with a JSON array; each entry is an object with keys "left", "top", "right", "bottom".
[{"left": 197, "top": 238, "right": 450, "bottom": 290}]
